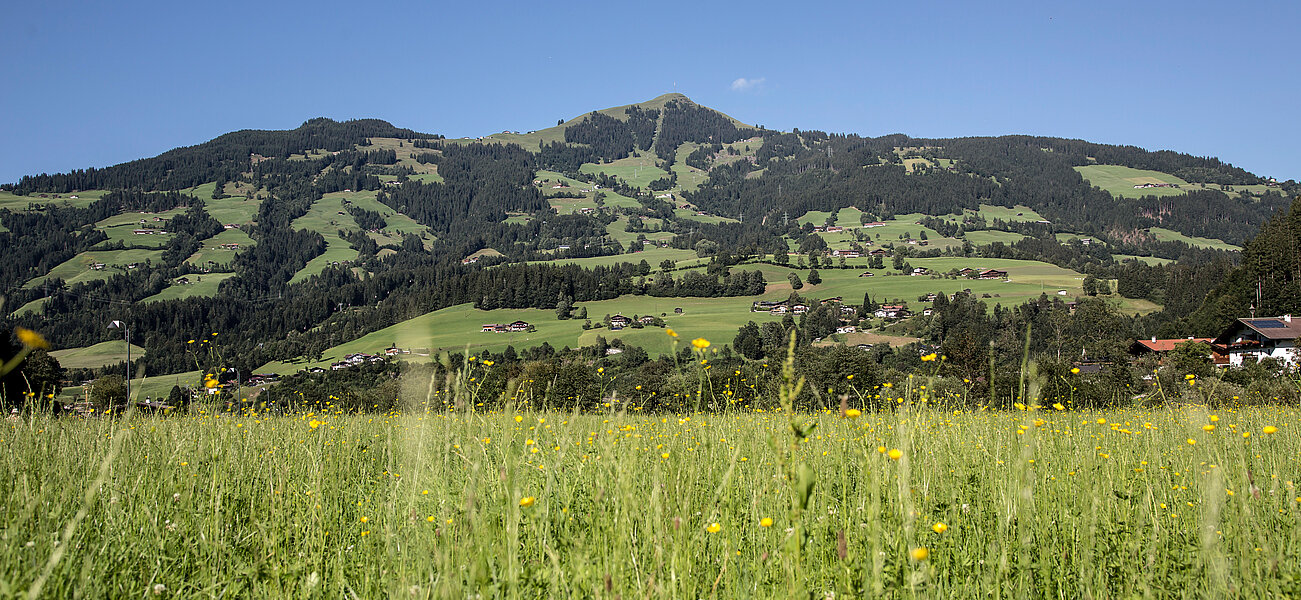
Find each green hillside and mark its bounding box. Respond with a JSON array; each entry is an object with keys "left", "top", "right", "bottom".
[{"left": 1076, "top": 165, "right": 1192, "bottom": 198}]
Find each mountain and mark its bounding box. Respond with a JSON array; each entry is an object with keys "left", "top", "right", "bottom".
[{"left": 2, "top": 94, "right": 1296, "bottom": 392}]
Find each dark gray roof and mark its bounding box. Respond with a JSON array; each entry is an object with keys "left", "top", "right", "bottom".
[{"left": 1214, "top": 316, "right": 1301, "bottom": 344}]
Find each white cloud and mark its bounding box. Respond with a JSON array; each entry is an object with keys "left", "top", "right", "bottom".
[{"left": 730, "top": 77, "right": 765, "bottom": 92}]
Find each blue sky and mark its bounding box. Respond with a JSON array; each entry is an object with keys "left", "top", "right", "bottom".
[{"left": 2, "top": 0, "right": 1297, "bottom": 184}]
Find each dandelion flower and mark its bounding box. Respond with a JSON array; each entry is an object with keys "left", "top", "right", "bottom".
[
  {"left": 845, "top": 408, "right": 862, "bottom": 418},
  {"left": 888, "top": 449, "right": 903, "bottom": 461},
  {"left": 692, "top": 338, "right": 710, "bottom": 349},
  {"left": 1096, "top": 418, "right": 1106, "bottom": 425},
  {"left": 13, "top": 327, "right": 48, "bottom": 350},
  {"left": 910, "top": 547, "right": 930, "bottom": 561},
  {"left": 1070, "top": 367, "right": 1080, "bottom": 374},
  {"left": 759, "top": 517, "right": 773, "bottom": 528},
  {"left": 920, "top": 353, "right": 937, "bottom": 362},
  {"left": 519, "top": 496, "right": 536, "bottom": 508},
  {"left": 426, "top": 516, "right": 436, "bottom": 522},
  {"left": 706, "top": 522, "right": 721, "bottom": 533},
  {"left": 1186, "top": 438, "right": 1196, "bottom": 445},
  {"left": 666, "top": 328, "right": 678, "bottom": 338},
  {"left": 932, "top": 522, "right": 948, "bottom": 534},
  {"left": 1202, "top": 425, "right": 1215, "bottom": 432},
  {"left": 359, "top": 516, "right": 369, "bottom": 523},
  {"left": 1053, "top": 403, "right": 1065, "bottom": 411},
  {"left": 1263, "top": 425, "right": 1278, "bottom": 434}
]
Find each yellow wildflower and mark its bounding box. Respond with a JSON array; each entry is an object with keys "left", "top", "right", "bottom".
[{"left": 15, "top": 327, "right": 49, "bottom": 349}]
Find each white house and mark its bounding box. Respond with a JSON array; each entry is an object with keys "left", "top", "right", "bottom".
[{"left": 1211, "top": 315, "right": 1301, "bottom": 367}]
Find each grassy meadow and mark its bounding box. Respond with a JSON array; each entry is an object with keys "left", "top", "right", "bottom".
[
  {"left": 1075, "top": 165, "right": 1192, "bottom": 198},
  {"left": 1148, "top": 227, "right": 1241, "bottom": 251},
  {"left": 3, "top": 373, "right": 1298, "bottom": 597}
]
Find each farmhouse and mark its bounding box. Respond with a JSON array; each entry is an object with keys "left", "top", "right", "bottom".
[
  {"left": 1210, "top": 316, "right": 1301, "bottom": 367},
  {"left": 1128, "top": 337, "right": 1220, "bottom": 364},
  {"left": 826, "top": 226, "right": 844, "bottom": 233},
  {"left": 753, "top": 300, "right": 785, "bottom": 312},
  {"left": 481, "top": 323, "right": 506, "bottom": 333},
  {"left": 978, "top": 269, "right": 1008, "bottom": 280},
  {"left": 770, "top": 305, "right": 789, "bottom": 315},
  {"left": 862, "top": 222, "right": 886, "bottom": 228},
  {"left": 792, "top": 304, "right": 809, "bottom": 315},
  {"left": 508, "top": 320, "right": 530, "bottom": 332},
  {"left": 610, "top": 315, "right": 632, "bottom": 327},
  {"left": 858, "top": 271, "right": 874, "bottom": 277},
  {"left": 875, "top": 304, "right": 909, "bottom": 319},
  {"left": 911, "top": 267, "right": 930, "bottom": 276}
]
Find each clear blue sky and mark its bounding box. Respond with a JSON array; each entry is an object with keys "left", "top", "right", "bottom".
[{"left": 2, "top": 0, "right": 1297, "bottom": 184}]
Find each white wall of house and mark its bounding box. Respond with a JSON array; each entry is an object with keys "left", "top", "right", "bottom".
[{"left": 1227, "top": 341, "right": 1297, "bottom": 367}]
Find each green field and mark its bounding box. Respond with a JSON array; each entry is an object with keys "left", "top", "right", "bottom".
[
  {"left": 964, "top": 230, "right": 1026, "bottom": 245},
  {"left": 9, "top": 297, "right": 50, "bottom": 317},
  {"left": 797, "top": 207, "right": 867, "bottom": 228},
  {"left": 182, "top": 187, "right": 263, "bottom": 225},
  {"left": 364, "top": 138, "right": 444, "bottom": 181},
  {"left": 286, "top": 193, "right": 365, "bottom": 284},
  {"left": 1054, "top": 233, "right": 1103, "bottom": 246},
  {"left": 257, "top": 292, "right": 790, "bottom": 373},
  {"left": 1148, "top": 227, "right": 1240, "bottom": 251},
  {"left": 3, "top": 395, "right": 1296, "bottom": 596},
  {"left": 579, "top": 155, "right": 669, "bottom": 189},
  {"left": 1075, "top": 165, "right": 1192, "bottom": 198},
  {"left": 25, "top": 248, "right": 165, "bottom": 289},
  {"left": 529, "top": 247, "right": 703, "bottom": 271},
  {"left": 185, "top": 228, "right": 254, "bottom": 268},
  {"left": 0, "top": 189, "right": 108, "bottom": 211},
  {"left": 673, "top": 208, "right": 738, "bottom": 224},
  {"left": 140, "top": 273, "right": 237, "bottom": 303},
  {"left": 845, "top": 214, "right": 962, "bottom": 250},
  {"left": 536, "top": 170, "right": 641, "bottom": 213},
  {"left": 933, "top": 205, "right": 1047, "bottom": 225},
  {"left": 48, "top": 341, "right": 148, "bottom": 370},
  {"left": 605, "top": 217, "right": 673, "bottom": 248},
  {"left": 670, "top": 143, "right": 711, "bottom": 193},
  {"left": 1113, "top": 254, "right": 1173, "bottom": 266}
]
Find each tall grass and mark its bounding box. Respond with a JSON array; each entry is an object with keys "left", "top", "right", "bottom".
[{"left": 1, "top": 389, "right": 1297, "bottom": 597}]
